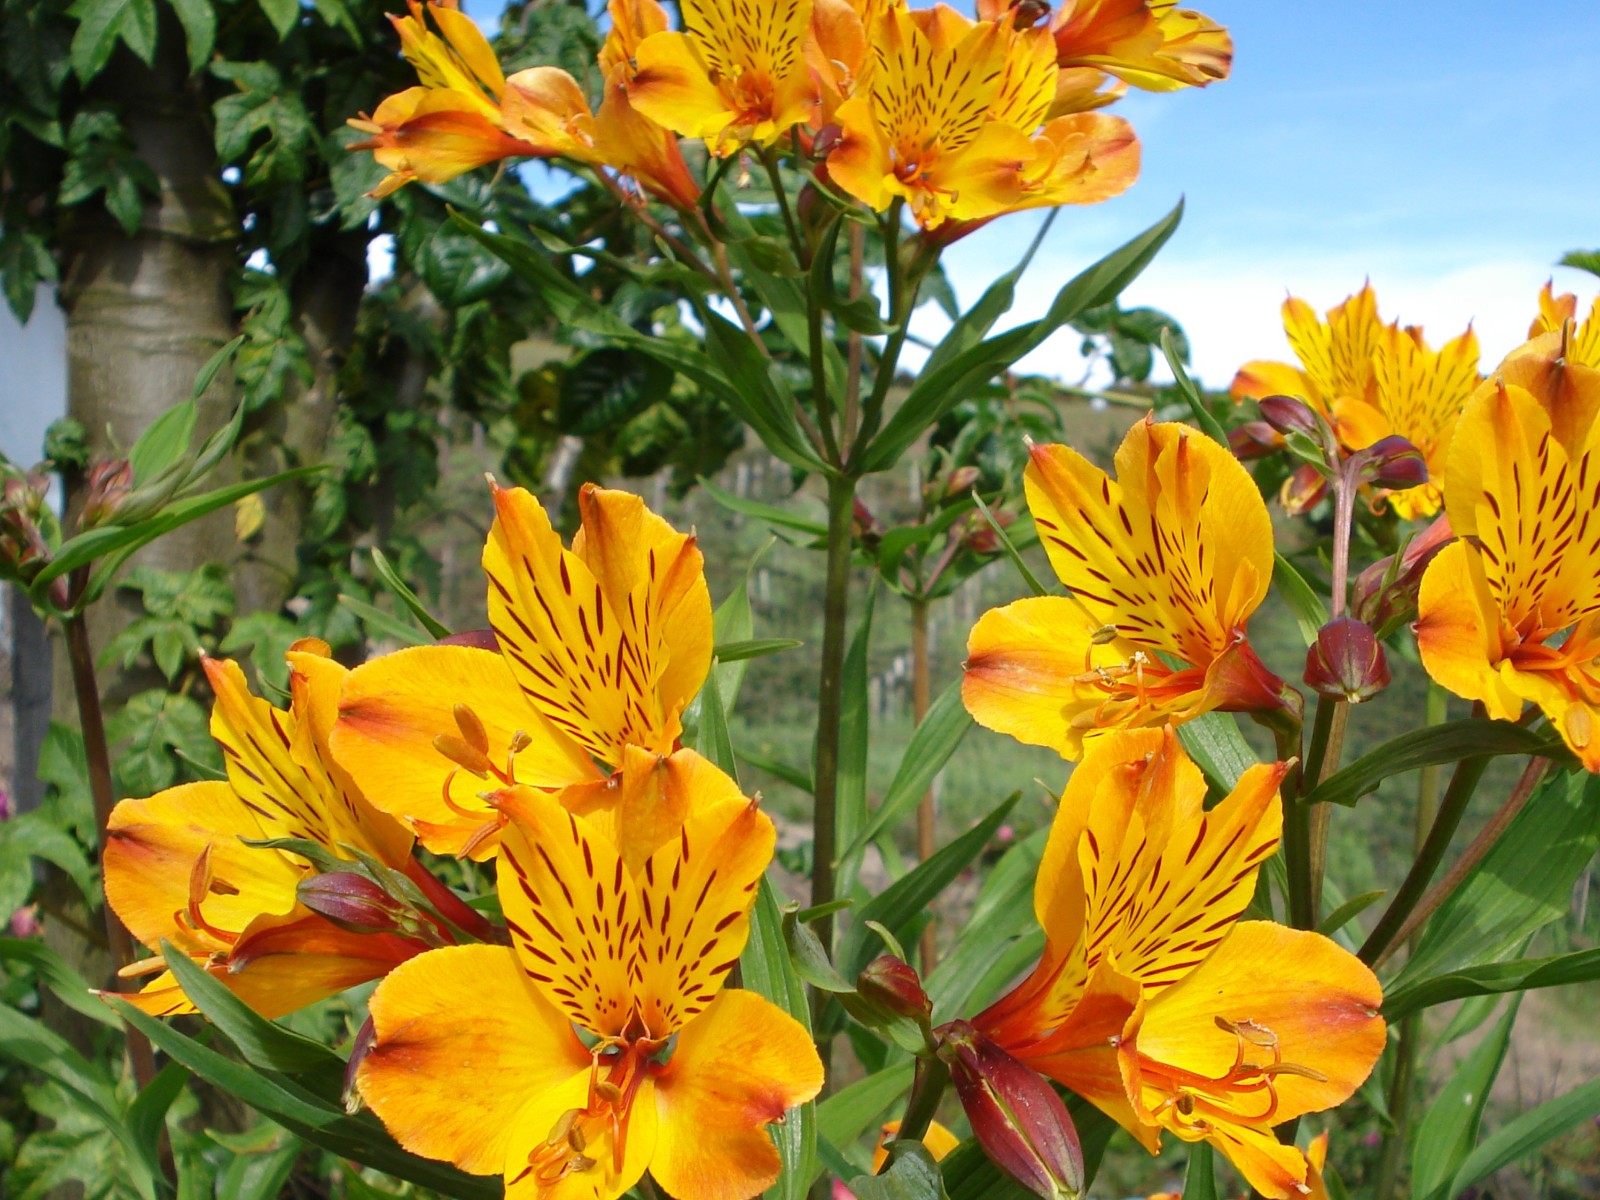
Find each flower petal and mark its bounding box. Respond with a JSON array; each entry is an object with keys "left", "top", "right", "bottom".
[
  {"left": 1415, "top": 541, "right": 1523, "bottom": 720},
  {"left": 650, "top": 990, "right": 824, "bottom": 1200},
  {"left": 359, "top": 944, "right": 591, "bottom": 1176}
]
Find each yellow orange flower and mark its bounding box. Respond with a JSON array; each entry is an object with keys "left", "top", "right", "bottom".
[
  {"left": 963, "top": 422, "right": 1288, "bottom": 760},
  {"left": 1415, "top": 347, "right": 1600, "bottom": 770},
  {"left": 103, "top": 642, "right": 464, "bottom": 1017},
  {"left": 331, "top": 483, "right": 712, "bottom": 856},
  {"left": 357, "top": 760, "right": 822, "bottom": 1200},
  {"left": 976, "top": 730, "right": 1384, "bottom": 1199},
  {"left": 825, "top": 5, "right": 1137, "bottom": 229},
  {"left": 628, "top": 0, "right": 817, "bottom": 154},
  {"left": 871, "top": 1119, "right": 961, "bottom": 1170},
  {"left": 1232, "top": 284, "right": 1384, "bottom": 433},
  {"left": 349, "top": 86, "right": 540, "bottom": 199},
  {"left": 1528, "top": 282, "right": 1600, "bottom": 368}
]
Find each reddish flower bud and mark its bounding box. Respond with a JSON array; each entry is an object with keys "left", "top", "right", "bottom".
[
  {"left": 298, "top": 872, "right": 415, "bottom": 935},
  {"left": 81, "top": 457, "right": 133, "bottom": 527},
  {"left": 962, "top": 509, "right": 1014, "bottom": 556},
  {"left": 1351, "top": 515, "right": 1452, "bottom": 637},
  {"left": 941, "top": 465, "right": 982, "bottom": 501},
  {"left": 1228, "top": 421, "right": 1283, "bottom": 461},
  {"left": 812, "top": 124, "right": 843, "bottom": 160},
  {"left": 1280, "top": 463, "right": 1331, "bottom": 515},
  {"left": 1304, "top": 616, "right": 1391, "bottom": 703},
  {"left": 937, "top": 1021, "right": 1084, "bottom": 1200},
  {"left": 1357, "top": 434, "right": 1429, "bottom": 490},
  {"left": 856, "top": 954, "right": 933, "bottom": 1024},
  {"left": 853, "top": 497, "right": 883, "bottom": 548},
  {"left": 344, "top": 1015, "right": 377, "bottom": 1114},
  {"left": 1256, "top": 395, "right": 1322, "bottom": 439}
]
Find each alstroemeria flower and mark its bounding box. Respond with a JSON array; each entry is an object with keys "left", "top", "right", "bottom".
[
  {"left": 332, "top": 483, "right": 712, "bottom": 856},
  {"left": 103, "top": 642, "right": 475, "bottom": 1017},
  {"left": 1528, "top": 282, "right": 1600, "bottom": 368},
  {"left": 975, "top": 729, "right": 1385, "bottom": 1199},
  {"left": 1416, "top": 347, "right": 1600, "bottom": 769},
  {"left": 628, "top": 0, "right": 817, "bottom": 154},
  {"left": 963, "top": 421, "right": 1288, "bottom": 761},
  {"left": 827, "top": 5, "right": 1136, "bottom": 229},
  {"left": 356, "top": 759, "right": 822, "bottom": 1200}
]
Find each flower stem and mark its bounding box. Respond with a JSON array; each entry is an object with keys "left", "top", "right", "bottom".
[
  {"left": 62, "top": 601, "right": 159, "bottom": 1092},
  {"left": 1305, "top": 698, "right": 1348, "bottom": 924},
  {"left": 883, "top": 1054, "right": 950, "bottom": 1171},
  {"left": 1358, "top": 750, "right": 1490, "bottom": 966},
  {"left": 911, "top": 597, "right": 937, "bottom": 973},
  {"left": 809, "top": 471, "right": 858, "bottom": 1078},
  {"left": 1373, "top": 1016, "right": 1420, "bottom": 1200}
]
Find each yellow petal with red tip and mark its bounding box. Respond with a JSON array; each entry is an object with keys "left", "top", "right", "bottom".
[
  {"left": 592, "top": 86, "right": 701, "bottom": 209},
  {"left": 1415, "top": 541, "right": 1522, "bottom": 721},
  {"left": 628, "top": 32, "right": 742, "bottom": 142},
  {"left": 1135, "top": 922, "right": 1385, "bottom": 1125},
  {"left": 118, "top": 948, "right": 407, "bottom": 1021},
  {"left": 104, "top": 781, "right": 300, "bottom": 959},
  {"left": 502, "top": 67, "right": 600, "bottom": 159},
  {"left": 333, "top": 643, "right": 599, "bottom": 857},
  {"left": 1230, "top": 358, "right": 1310, "bottom": 405},
  {"left": 360, "top": 944, "right": 592, "bottom": 1177},
  {"left": 650, "top": 990, "right": 824, "bottom": 1200}
]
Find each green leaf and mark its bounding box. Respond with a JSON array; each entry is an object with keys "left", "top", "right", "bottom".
[
  {"left": 737, "top": 748, "right": 813, "bottom": 794},
  {"left": 214, "top": 1123, "right": 303, "bottom": 1200},
  {"left": 850, "top": 1143, "right": 948, "bottom": 1200},
  {"left": 1558, "top": 249, "right": 1600, "bottom": 279},
  {"left": 159, "top": 942, "right": 346, "bottom": 1081},
  {"left": 168, "top": 0, "right": 215, "bottom": 72},
  {"left": 1273, "top": 552, "right": 1330, "bottom": 646},
  {"left": 1316, "top": 889, "right": 1385, "bottom": 938},
  {"left": 940, "top": 1140, "right": 1032, "bottom": 1200},
  {"left": 1387, "top": 768, "right": 1600, "bottom": 1001},
  {"left": 839, "top": 681, "right": 972, "bottom": 865},
  {"left": 1182, "top": 1142, "right": 1220, "bottom": 1200},
  {"left": 258, "top": 0, "right": 300, "bottom": 38},
  {"left": 783, "top": 906, "right": 855, "bottom": 994},
  {"left": 1412, "top": 997, "right": 1520, "bottom": 1200},
  {"left": 421, "top": 225, "right": 513, "bottom": 307},
  {"left": 0, "top": 937, "right": 121, "bottom": 1028},
  {"left": 557, "top": 347, "right": 671, "bottom": 436},
  {"left": 925, "top": 829, "right": 1046, "bottom": 1019},
  {"left": 816, "top": 1065, "right": 913, "bottom": 1155},
  {"left": 0, "top": 812, "right": 96, "bottom": 912},
  {"left": 971, "top": 492, "right": 1049, "bottom": 597},
  {"left": 689, "top": 667, "right": 738, "bottom": 781},
  {"left": 69, "top": 0, "right": 157, "bottom": 81},
  {"left": 370, "top": 547, "right": 452, "bottom": 640},
  {"left": 127, "top": 401, "right": 197, "bottom": 485},
  {"left": 698, "top": 477, "right": 827, "bottom": 536},
  {"left": 107, "top": 689, "right": 212, "bottom": 796},
  {"left": 1383, "top": 947, "right": 1600, "bottom": 1020},
  {"left": 125, "top": 1060, "right": 188, "bottom": 1178},
  {"left": 714, "top": 637, "right": 804, "bottom": 662},
  {"left": 835, "top": 585, "right": 877, "bottom": 894},
  {"left": 1177, "top": 711, "right": 1256, "bottom": 790},
  {"left": 337, "top": 595, "right": 430, "bottom": 647},
  {"left": 861, "top": 201, "right": 1182, "bottom": 473},
  {"left": 1162, "top": 327, "right": 1229, "bottom": 446},
  {"left": 1447, "top": 1075, "right": 1600, "bottom": 1198},
  {"left": 922, "top": 211, "right": 1056, "bottom": 377},
  {"left": 210, "top": 60, "right": 316, "bottom": 186},
  {"left": 740, "top": 878, "right": 817, "bottom": 1200},
  {"left": 840, "top": 792, "right": 1019, "bottom": 980},
  {"left": 1301, "top": 720, "right": 1565, "bottom": 808},
  {"left": 112, "top": 1002, "right": 502, "bottom": 1196}
]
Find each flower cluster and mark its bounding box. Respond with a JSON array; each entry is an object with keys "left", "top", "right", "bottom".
[{"left": 352, "top": 0, "right": 1232, "bottom": 229}]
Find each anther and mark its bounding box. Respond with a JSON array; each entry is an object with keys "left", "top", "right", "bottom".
[
  {"left": 434, "top": 732, "right": 493, "bottom": 778},
  {"left": 454, "top": 703, "right": 489, "bottom": 754}
]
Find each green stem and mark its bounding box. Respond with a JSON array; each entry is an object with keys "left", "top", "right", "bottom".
[
  {"left": 1359, "top": 752, "right": 1490, "bottom": 966},
  {"left": 63, "top": 601, "right": 159, "bottom": 1092},
  {"left": 849, "top": 203, "right": 912, "bottom": 463},
  {"left": 910, "top": 597, "right": 937, "bottom": 974},
  {"left": 1306, "top": 699, "right": 1349, "bottom": 924},
  {"left": 1374, "top": 1017, "right": 1420, "bottom": 1200},
  {"left": 883, "top": 1055, "right": 950, "bottom": 1171},
  {"left": 1277, "top": 722, "right": 1315, "bottom": 931},
  {"left": 809, "top": 471, "right": 858, "bottom": 1078}
]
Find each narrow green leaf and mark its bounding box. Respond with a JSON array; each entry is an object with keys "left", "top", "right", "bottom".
[
  {"left": 741, "top": 878, "right": 817, "bottom": 1199},
  {"left": 128, "top": 400, "right": 197, "bottom": 485},
  {"left": 925, "top": 829, "right": 1046, "bottom": 1020},
  {"left": 336, "top": 595, "right": 429, "bottom": 647},
  {"left": 370, "top": 547, "right": 452, "bottom": 639},
  {"left": 1388, "top": 768, "right": 1600, "bottom": 1002},
  {"left": 816, "top": 1065, "right": 913, "bottom": 1153},
  {"left": 737, "top": 748, "right": 814, "bottom": 793},
  {"left": 1383, "top": 947, "right": 1600, "bottom": 1019},
  {"left": 0, "top": 937, "right": 121, "bottom": 1027},
  {"left": 1162, "top": 328, "right": 1228, "bottom": 446},
  {"left": 1413, "top": 997, "right": 1521, "bottom": 1200},
  {"left": 126, "top": 1059, "right": 188, "bottom": 1180},
  {"left": 1273, "top": 552, "right": 1330, "bottom": 646},
  {"left": 839, "top": 681, "right": 972, "bottom": 865},
  {"left": 159, "top": 940, "right": 346, "bottom": 1081},
  {"left": 711, "top": 537, "right": 774, "bottom": 710},
  {"left": 1182, "top": 1142, "right": 1221, "bottom": 1200},
  {"left": 1301, "top": 720, "right": 1565, "bottom": 808},
  {"left": 1316, "top": 889, "right": 1385, "bottom": 938},
  {"left": 691, "top": 667, "right": 739, "bottom": 782},
  {"left": 1447, "top": 1075, "right": 1600, "bottom": 1198},
  {"left": 922, "top": 211, "right": 1056, "bottom": 377},
  {"left": 698, "top": 477, "right": 828, "bottom": 536},
  {"left": 972, "top": 492, "right": 1048, "bottom": 597},
  {"left": 714, "top": 637, "right": 804, "bottom": 663},
  {"left": 783, "top": 907, "right": 855, "bottom": 993},
  {"left": 861, "top": 201, "right": 1182, "bottom": 473},
  {"left": 835, "top": 586, "right": 877, "bottom": 894},
  {"left": 840, "top": 792, "right": 1019, "bottom": 980},
  {"left": 1177, "top": 711, "right": 1256, "bottom": 790}
]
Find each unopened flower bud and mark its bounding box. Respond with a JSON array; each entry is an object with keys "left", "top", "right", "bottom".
[
  {"left": 940, "top": 465, "right": 982, "bottom": 501},
  {"left": 344, "top": 1015, "right": 377, "bottom": 1114},
  {"left": 1256, "top": 395, "right": 1322, "bottom": 439},
  {"left": 1351, "top": 515, "right": 1452, "bottom": 636},
  {"left": 1358, "top": 434, "right": 1428, "bottom": 490},
  {"left": 1304, "top": 616, "right": 1391, "bottom": 703},
  {"left": 963, "top": 509, "right": 1014, "bottom": 556},
  {"left": 853, "top": 497, "right": 882, "bottom": 548},
  {"left": 298, "top": 872, "right": 414, "bottom": 935},
  {"left": 81, "top": 458, "right": 133, "bottom": 527},
  {"left": 1280, "top": 463, "right": 1330, "bottom": 515},
  {"left": 1228, "top": 421, "right": 1283, "bottom": 461},
  {"left": 1007, "top": 0, "right": 1052, "bottom": 29},
  {"left": 812, "top": 124, "right": 843, "bottom": 160},
  {"left": 856, "top": 954, "right": 933, "bottom": 1024},
  {"left": 937, "top": 1021, "right": 1084, "bottom": 1200}
]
